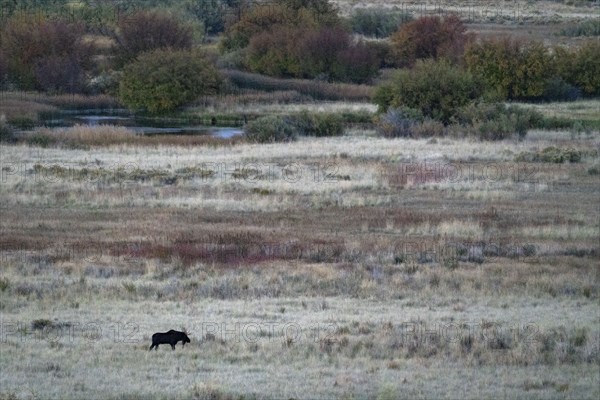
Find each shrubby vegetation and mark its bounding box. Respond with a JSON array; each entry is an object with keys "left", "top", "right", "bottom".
[
  {"left": 388, "top": 15, "right": 472, "bottom": 67},
  {"left": 560, "top": 19, "right": 600, "bottom": 37},
  {"left": 466, "top": 38, "right": 599, "bottom": 100},
  {"left": 515, "top": 146, "right": 582, "bottom": 163},
  {"left": 245, "top": 115, "right": 299, "bottom": 143},
  {"left": 0, "top": 0, "right": 598, "bottom": 139},
  {"left": 349, "top": 8, "right": 412, "bottom": 38},
  {"left": 118, "top": 49, "right": 222, "bottom": 113},
  {"left": 374, "top": 59, "right": 482, "bottom": 123},
  {"left": 246, "top": 26, "right": 379, "bottom": 83},
  {"left": 0, "top": 117, "right": 15, "bottom": 143},
  {"left": 454, "top": 103, "right": 544, "bottom": 140},
  {"left": 220, "top": 0, "right": 378, "bottom": 83},
  {"left": 375, "top": 108, "right": 446, "bottom": 138},
  {"left": 465, "top": 38, "right": 555, "bottom": 100},
  {"left": 291, "top": 112, "right": 344, "bottom": 137},
  {"left": 113, "top": 10, "right": 195, "bottom": 68},
  {"left": 553, "top": 41, "right": 600, "bottom": 96},
  {"left": 0, "top": 13, "right": 93, "bottom": 92},
  {"left": 245, "top": 111, "right": 345, "bottom": 143},
  {"left": 221, "top": 0, "right": 340, "bottom": 51}
]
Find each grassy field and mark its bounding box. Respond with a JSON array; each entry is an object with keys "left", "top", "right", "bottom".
[
  {"left": 1, "top": 0, "right": 599, "bottom": 398},
  {"left": 1, "top": 123, "right": 599, "bottom": 398}
]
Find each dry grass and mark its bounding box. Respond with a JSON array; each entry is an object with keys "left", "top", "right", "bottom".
[
  {"left": 222, "top": 69, "right": 374, "bottom": 101},
  {"left": 23, "top": 125, "right": 244, "bottom": 148},
  {"left": 1, "top": 78, "right": 600, "bottom": 400},
  {"left": 0, "top": 92, "right": 119, "bottom": 122},
  {"left": 1, "top": 129, "right": 599, "bottom": 398}
]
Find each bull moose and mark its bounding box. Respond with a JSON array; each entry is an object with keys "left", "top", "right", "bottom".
[{"left": 149, "top": 330, "right": 190, "bottom": 351}]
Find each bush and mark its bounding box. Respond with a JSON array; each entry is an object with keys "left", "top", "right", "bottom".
[
  {"left": 292, "top": 112, "right": 344, "bottom": 137},
  {"left": 245, "top": 115, "right": 299, "bottom": 143},
  {"left": 118, "top": 49, "right": 222, "bottom": 114},
  {"left": 114, "top": 10, "right": 194, "bottom": 68},
  {"left": 455, "top": 103, "right": 544, "bottom": 140},
  {"left": 221, "top": 1, "right": 339, "bottom": 52},
  {"left": 0, "top": 117, "right": 16, "bottom": 143},
  {"left": 375, "top": 108, "right": 446, "bottom": 139},
  {"left": 350, "top": 8, "right": 412, "bottom": 38},
  {"left": 560, "top": 20, "right": 600, "bottom": 37},
  {"left": 0, "top": 49, "right": 7, "bottom": 87},
  {"left": 515, "top": 147, "right": 582, "bottom": 163},
  {"left": 375, "top": 108, "right": 422, "bottom": 138},
  {"left": 554, "top": 41, "right": 600, "bottom": 96},
  {"left": 541, "top": 77, "right": 582, "bottom": 101},
  {"left": 465, "top": 38, "right": 555, "bottom": 100},
  {"left": 184, "top": 0, "right": 232, "bottom": 35},
  {"left": 0, "top": 13, "right": 93, "bottom": 92},
  {"left": 246, "top": 25, "right": 379, "bottom": 83},
  {"left": 375, "top": 59, "right": 482, "bottom": 123},
  {"left": 388, "top": 15, "right": 472, "bottom": 67}
]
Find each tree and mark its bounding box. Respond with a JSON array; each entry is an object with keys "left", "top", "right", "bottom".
[{"left": 118, "top": 49, "right": 222, "bottom": 114}]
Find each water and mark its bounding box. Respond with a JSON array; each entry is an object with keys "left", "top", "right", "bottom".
[{"left": 40, "top": 109, "right": 245, "bottom": 139}]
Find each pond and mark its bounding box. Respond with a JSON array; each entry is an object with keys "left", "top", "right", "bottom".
[{"left": 39, "top": 109, "right": 245, "bottom": 139}]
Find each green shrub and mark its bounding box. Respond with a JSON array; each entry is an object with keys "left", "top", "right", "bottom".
[
  {"left": 245, "top": 115, "right": 299, "bottom": 143},
  {"left": 554, "top": 41, "right": 600, "bottom": 96},
  {"left": 375, "top": 59, "right": 482, "bottom": 123},
  {"left": 515, "top": 147, "right": 582, "bottom": 163},
  {"left": 25, "top": 132, "right": 57, "bottom": 148},
  {"left": 7, "top": 116, "right": 35, "bottom": 130},
  {"left": 541, "top": 77, "right": 582, "bottom": 101},
  {"left": 560, "top": 20, "right": 600, "bottom": 37},
  {"left": 536, "top": 116, "right": 576, "bottom": 130},
  {"left": 350, "top": 8, "right": 412, "bottom": 38},
  {"left": 465, "top": 38, "right": 554, "bottom": 100},
  {"left": 292, "top": 112, "right": 344, "bottom": 137},
  {"left": 118, "top": 49, "right": 222, "bottom": 114},
  {"left": 0, "top": 118, "right": 15, "bottom": 143},
  {"left": 455, "top": 103, "right": 543, "bottom": 140}
]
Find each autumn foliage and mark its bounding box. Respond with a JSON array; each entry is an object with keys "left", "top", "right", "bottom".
[
  {"left": 388, "top": 15, "right": 472, "bottom": 67},
  {"left": 246, "top": 26, "right": 379, "bottom": 83},
  {"left": 114, "top": 10, "right": 194, "bottom": 67},
  {"left": 0, "top": 13, "right": 93, "bottom": 92}
]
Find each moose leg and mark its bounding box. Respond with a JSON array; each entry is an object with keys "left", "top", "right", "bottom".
[{"left": 171, "top": 343, "right": 176, "bottom": 350}]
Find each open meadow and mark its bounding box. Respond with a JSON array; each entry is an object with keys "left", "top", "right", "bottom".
[
  {"left": 1, "top": 0, "right": 599, "bottom": 399},
  {"left": 1, "top": 125, "right": 599, "bottom": 399}
]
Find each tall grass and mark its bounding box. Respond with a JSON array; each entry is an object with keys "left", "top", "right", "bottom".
[{"left": 24, "top": 125, "right": 244, "bottom": 148}]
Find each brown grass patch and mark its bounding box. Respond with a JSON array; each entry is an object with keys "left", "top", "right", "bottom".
[{"left": 23, "top": 125, "right": 244, "bottom": 148}]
